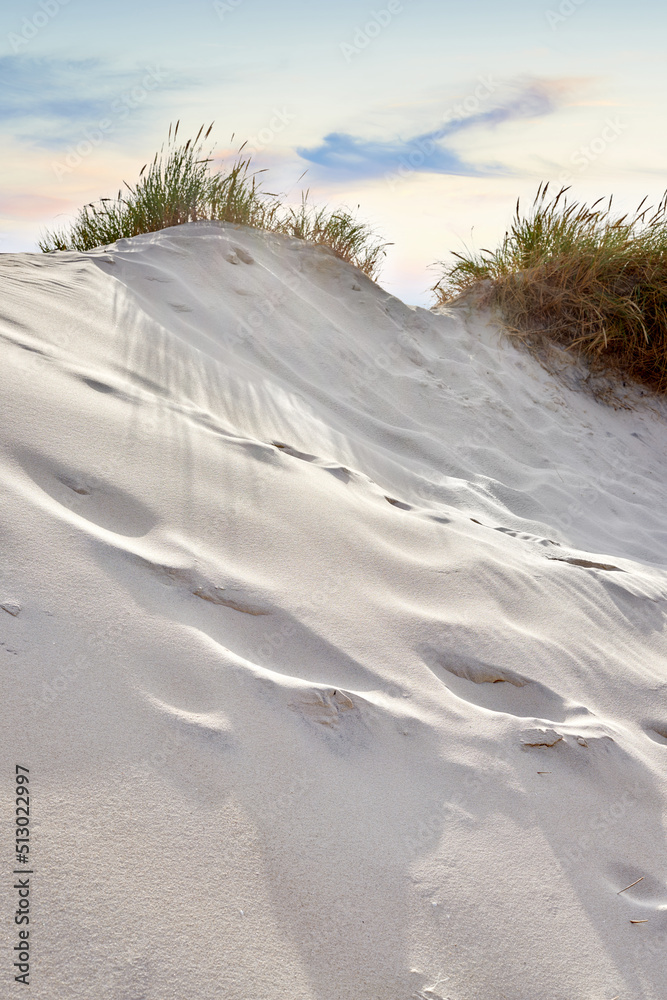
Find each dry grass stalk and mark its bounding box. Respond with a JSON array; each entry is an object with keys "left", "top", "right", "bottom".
[{"left": 617, "top": 876, "right": 644, "bottom": 894}]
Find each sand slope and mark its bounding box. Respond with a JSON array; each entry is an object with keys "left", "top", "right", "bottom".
[{"left": 1, "top": 222, "right": 666, "bottom": 1000}]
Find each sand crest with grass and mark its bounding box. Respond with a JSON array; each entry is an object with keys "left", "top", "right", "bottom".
[{"left": 1, "top": 193, "right": 667, "bottom": 996}]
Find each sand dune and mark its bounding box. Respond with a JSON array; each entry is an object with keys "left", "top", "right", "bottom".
[{"left": 1, "top": 222, "right": 666, "bottom": 999}]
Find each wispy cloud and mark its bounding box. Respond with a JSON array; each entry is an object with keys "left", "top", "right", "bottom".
[
  {"left": 0, "top": 56, "right": 181, "bottom": 149},
  {"left": 298, "top": 79, "right": 566, "bottom": 181},
  {"left": 0, "top": 57, "right": 109, "bottom": 125},
  {"left": 300, "top": 132, "right": 482, "bottom": 179}
]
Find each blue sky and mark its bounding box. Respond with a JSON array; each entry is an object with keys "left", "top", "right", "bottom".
[{"left": 1, "top": 0, "right": 666, "bottom": 302}]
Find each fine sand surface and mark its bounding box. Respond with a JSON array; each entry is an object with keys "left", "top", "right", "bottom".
[{"left": 1, "top": 222, "right": 667, "bottom": 1000}]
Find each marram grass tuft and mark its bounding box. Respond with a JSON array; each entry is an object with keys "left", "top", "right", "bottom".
[
  {"left": 40, "top": 123, "right": 389, "bottom": 281},
  {"left": 433, "top": 183, "right": 667, "bottom": 394}
]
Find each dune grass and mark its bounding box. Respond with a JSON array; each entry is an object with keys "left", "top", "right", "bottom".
[
  {"left": 432, "top": 183, "right": 667, "bottom": 394},
  {"left": 40, "top": 123, "right": 389, "bottom": 280}
]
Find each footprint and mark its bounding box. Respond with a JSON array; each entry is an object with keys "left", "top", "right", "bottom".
[
  {"left": 521, "top": 727, "right": 609, "bottom": 750},
  {"left": 385, "top": 496, "right": 413, "bottom": 511},
  {"left": 134, "top": 556, "right": 270, "bottom": 616},
  {"left": 57, "top": 474, "right": 90, "bottom": 495},
  {"left": 643, "top": 722, "right": 667, "bottom": 746},
  {"left": 80, "top": 376, "right": 116, "bottom": 394},
  {"left": 467, "top": 522, "right": 627, "bottom": 572},
  {"left": 494, "top": 526, "right": 561, "bottom": 547},
  {"left": 288, "top": 687, "right": 356, "bottom": 728},
  {"left": 192, "top": 585, "right": 270, "bottom": 616},
  {"left": 470, "top": 520, "right": 561, "bottom": 547},
  {"left": 225, "top": 247, "right": 254, "bottom": 265},
  {"left": 548, "top": 556, "right": 622, "bottom": 572},
  {"left": 520, "top": 728, "right": 563, "bottom": 747},
  {"left": 325, "top": 466, "right": 352, "bottom": 483},
  {"left": 272, "top": 442, "right": 353, "bottom": 484},
  {"left": 73, "top": 373, "right": 135, "bottom": 403},
  {"left": 271, "top": 441, "right": 354, "bottom": 483},
  {"left": 18, "top": 448, "right": 157, "bottom": 537},
  {"left": 425, "top": 513, "right": 453, "bottom": 525},
  {"left": 272, "top": 441, "right": 318, "bottom": 462},
  {"left": 426, "top": 649, "right": 529, "bottom": 687},
  {"left": 421, "top": 645, "right": 584, "bottom": 723},
  {"left": 169, "top": 303, "right": 193, "bottom": 313}
]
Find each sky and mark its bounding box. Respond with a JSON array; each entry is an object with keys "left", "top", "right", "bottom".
[{"left": 1, "top": 0, "right": 666, "bottom": 304}]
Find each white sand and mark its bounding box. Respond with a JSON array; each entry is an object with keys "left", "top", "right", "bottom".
[{"left": 1, "top": 222, "right": 666, "bottom": 999}]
